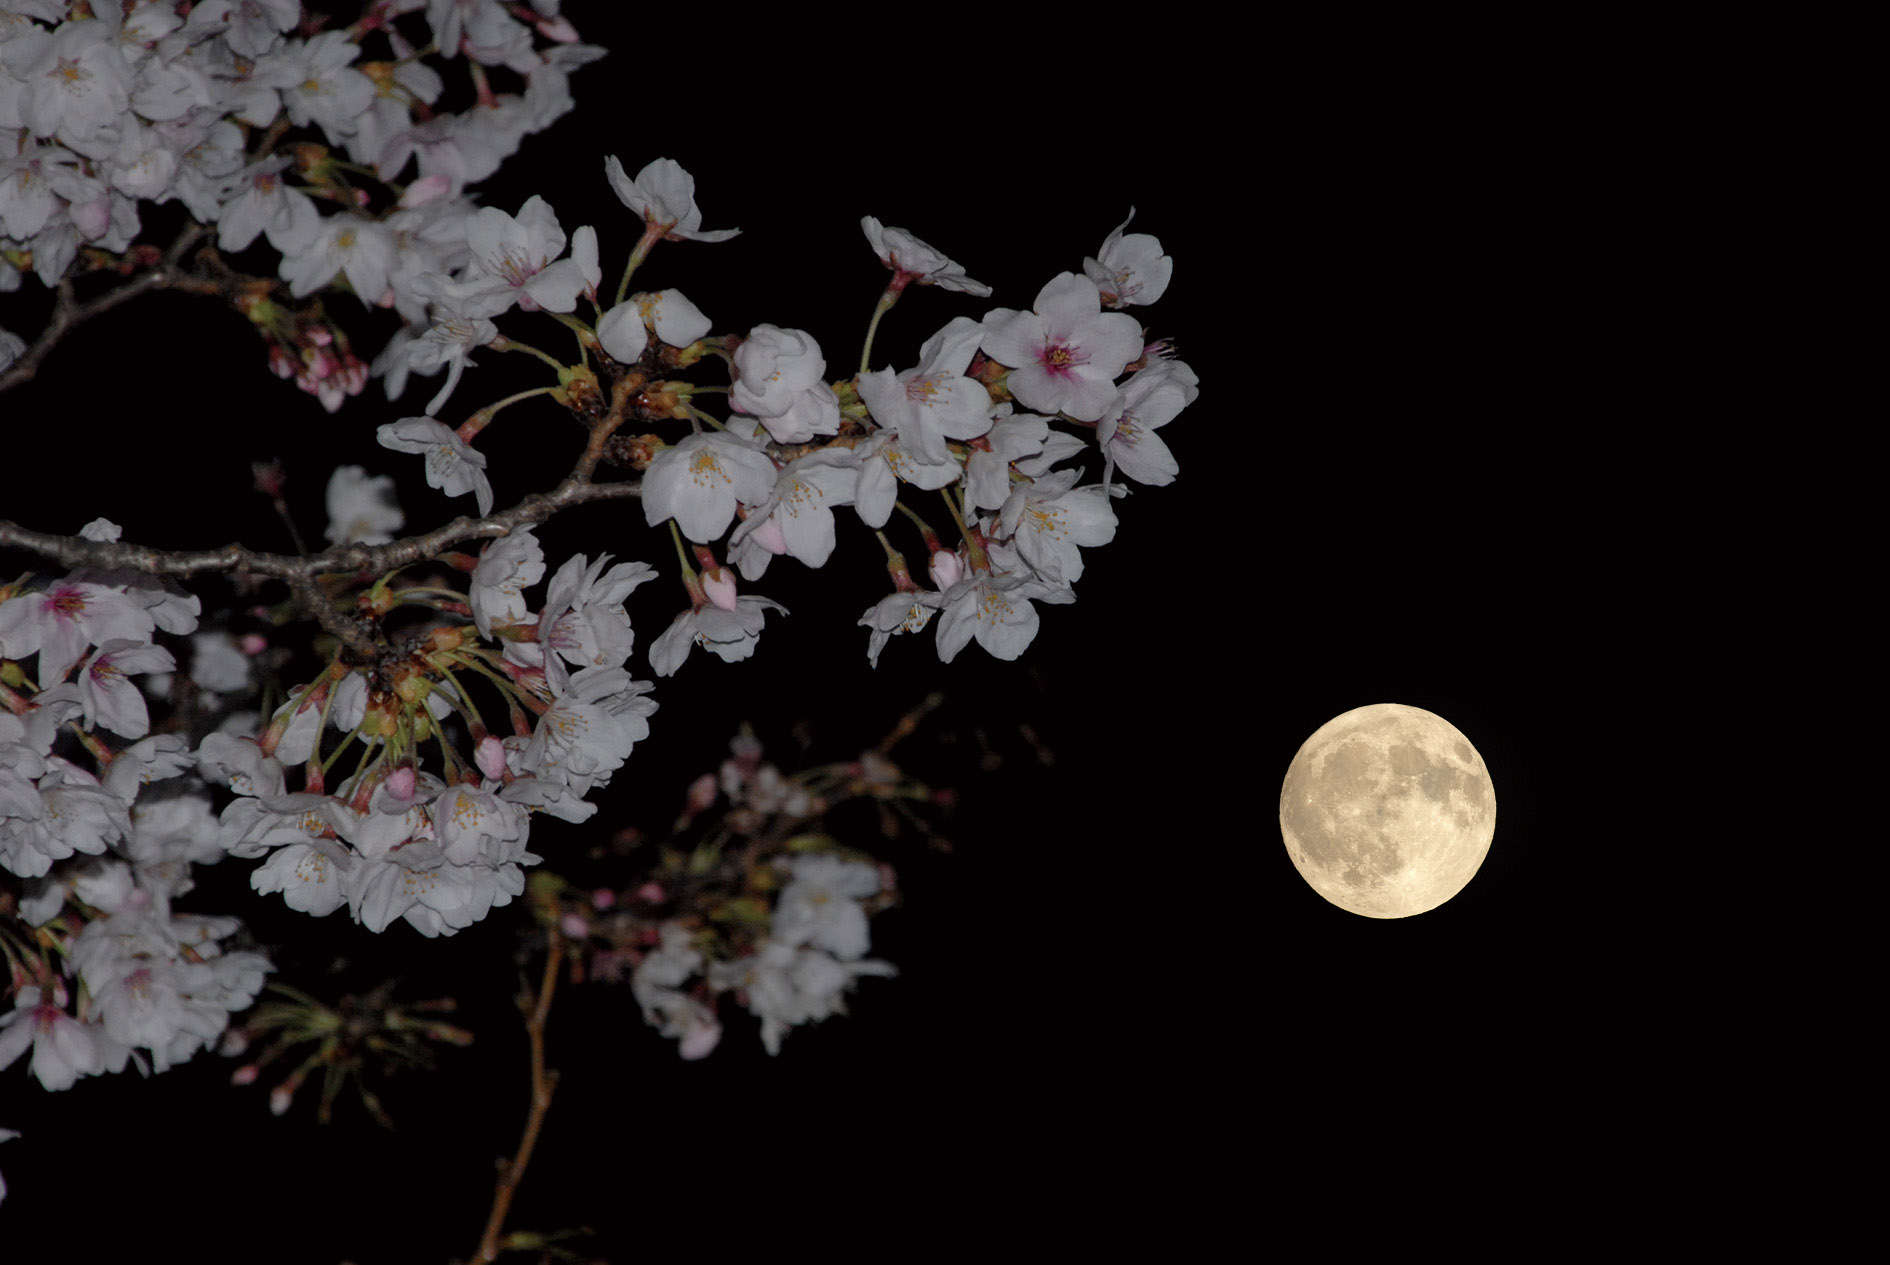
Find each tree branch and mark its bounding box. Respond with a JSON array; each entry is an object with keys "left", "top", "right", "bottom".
[
  {"left": 0, "top": 479, "right": 640, "bottom": 582},
  {"left": 0, "top": 224, "right": 214, "bottom": 394}
]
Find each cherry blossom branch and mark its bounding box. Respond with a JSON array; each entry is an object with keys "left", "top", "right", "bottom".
[
  {"left": 472, "top": 928, "right": 565, "bottom": 1265},
  {"left": 0, "top": 224, "right": 216, "bottom": 394},
  {"left": 0, "top": 480, "right": 640, "bottom": 582}
]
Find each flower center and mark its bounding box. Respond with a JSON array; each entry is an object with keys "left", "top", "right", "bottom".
[{"left": 1041, "top": 343, "right": 1085, "bottom": 376}]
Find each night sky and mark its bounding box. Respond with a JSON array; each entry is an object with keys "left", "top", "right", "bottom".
[{"left": 0, "top": 13, "right": 1630, "bottom": 1260}]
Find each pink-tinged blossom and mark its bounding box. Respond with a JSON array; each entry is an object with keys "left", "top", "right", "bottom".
[
  {"left": 0, "top": 580, "right": 156, "bottom": 685},
  {"left": 603, "top": 155, "right": 738, "bottom": 242},
  {"left": 980, "top": 273, "right": 1144, "bottom": 422},
  {"left": 858, "top": 315, "right": 994, "bottom": 464},
  {"left": 0, "top": 987, "right": 105, "bottom": 1092},
  {"left": 641, "top": 431, "right": 778, "bottom": 544},
  {"left": 77, "top": 638, "right": 175, "bottom": 740},
  {"left": 377, "top": 417, "right": 494, "bottom": 515},
  {"left": 1097, "top": 357, "right": 1199, "bottom": 487},
  {"left": 859, "top": 217, "right": 991, "bottom": 296},
  {"left": 730, "top": 325, "right": 840, "bottom": 444},
  {"left": 1082, "top": 208, "right": 1173, "bottom": 308}
]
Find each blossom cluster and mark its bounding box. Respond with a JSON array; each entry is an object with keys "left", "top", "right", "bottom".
[
  {"left": 0, "top": 0, "right": 600, "bottom": 405},
  {"left": 364, "top": 155, "right": 1197, "bottom": 673},
  {"left": 633, "top": 853, "right": 895, "bottom": 1059},
  {"left": 0, "top": 525, "right": 268, "bottom": 1093},
  {"left": 201, "top": 521, "right": 659, "bottom": 937},
  {"left": 549, "top": 726, "right": 910, "bottom": 1060}
]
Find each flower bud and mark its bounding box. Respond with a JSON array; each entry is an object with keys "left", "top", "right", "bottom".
[
  {"left": 928, "top": 548, "right": 963, "bottom": 591},
  {"left": 475, "top": 735, "right": 508, "bottom": 781},
  {"left": 384, "top": 765, "right": 417, "bottom": 800},
  {"left": 701, "top": 565, "right": 738, "bottom": 613}
]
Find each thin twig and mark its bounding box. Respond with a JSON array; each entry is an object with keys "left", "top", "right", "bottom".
[
  {"left": 0, "top": 224, "right": 213, "bottom": 393},
  {"left": 473, "top": 928, "right": 565, "bottom": 1264}
]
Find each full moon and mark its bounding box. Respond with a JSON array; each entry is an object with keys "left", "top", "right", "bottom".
[{"left": 1278, "top": 704, "right": 1496, "bottom": 919}]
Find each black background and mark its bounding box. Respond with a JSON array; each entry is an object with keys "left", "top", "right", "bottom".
[{"left": 0, "top": 11, "right": 1653, "bottom": 1260}]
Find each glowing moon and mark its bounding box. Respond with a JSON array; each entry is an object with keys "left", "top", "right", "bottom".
[{"left": 1278, "top": 703, "right": 1495, "bottom": 918}]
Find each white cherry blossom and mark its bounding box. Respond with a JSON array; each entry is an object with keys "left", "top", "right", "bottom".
[
  {"left": 1098, "top": 357, "right": 1199, "bottom": 487},
  {"left": 377, "top": 416, "right": 494, "bottom": 515},
  {"left": 858, "top": 315, "right": 993, "bottom": 464},
  {"left": 859, "top": 216, "right": 990, "bottom": 295},
  {"left": 934, "top": 568, "right": 1074, "bottom": 664},
  {"left": 648, "top": 594, "right": 787, "bottom": 677},
  {"left": 324, "top": 465, "right": 405, "bottom": 546},
  {"left": 76, "top": 638, "right": 175, "bottom": 740},
  {"left": 730, "top": 325, "right": 839, "bottom": 444},
  {"left": 1082, "top": 208, "right": 1173, "bottom": 307},
  {"left": 994, "top": 469, "right": 1119, "bottom": 585},
  {"left": 728, "top": 450, "right": 860, "bottom": 572},
  {"left": 603, "top": 155, "right": 738, "bottom": 242},
  {"left": 641, "top": 431, "right": 778, "bottom": 544}
]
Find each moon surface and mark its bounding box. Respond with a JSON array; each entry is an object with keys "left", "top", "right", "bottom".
[{"left": 1279, "top": 704, "right": 1496, "bottom": 919}]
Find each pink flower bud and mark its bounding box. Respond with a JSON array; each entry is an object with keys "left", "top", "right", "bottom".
[
  {"left": 399, "top": 174, "right": 453, "bottom": 208},
  {"left": 269, "top": 1086, "right": 293, "bottom": 1116},
  {"left": 306, "top": 326, "right": 333, "bottom": 348},
  {"left": 634, "top": 881, "right": 666, "bottom": 904},
  {"left": 240, "top": 633, "right": 268, "bottom": 655},
  {"left": 753, "top": 517, "right": 788, "bottom": 555},
  {"left": 701, "top": 565, "right": 739, "bottom": 612},
  {"left": 251, "top": 461, "right": 287, "bottom": 497},
  {"left": 71, "top": 195, "right": 110, "bottom": 240},
  {"left": 928, "top": 548, "right": 963, "bottom": 591},
  {"left": 590, "top": 888, "right": 616, "bottom": 911},
  {"left": 559, "top": 912, "right": 589, "bottom": 939},
  {"left": 679, "top": 1017, "right": 722, "bottom": 1060},
  {"left": 384, "top": 765, "right": 417, "bottom": 800},
  {"left": 231, "top": 1065, "right": 259, "bottom": 1086},
  {"left": 475, "top": 735, "right": 508, "bottom": 781},
  {"left": 686, "top": 772, "right": 717, "bottom": 813}
]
